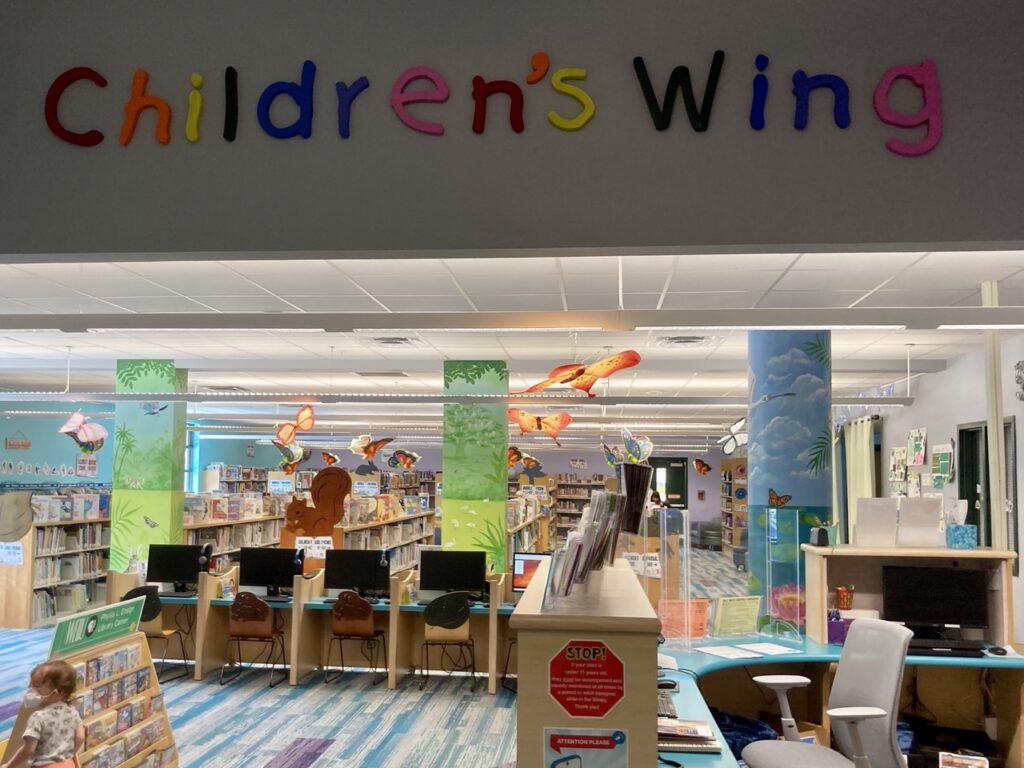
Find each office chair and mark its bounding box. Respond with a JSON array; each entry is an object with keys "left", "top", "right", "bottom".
[
  {"left": 122, "top": 586, "right": 190, "bottom": 682},
  {"left": 743, "top": 618, "right": 913, "bottom": 768},
  {"left": 219, "top": 591, "right": 288, "bottom": 688},
  {"left": 324, "top": 590, "right": 387, "bottom": 684},
  {"left": 420, "top": 591, "right": 476, "bottom": 691}
]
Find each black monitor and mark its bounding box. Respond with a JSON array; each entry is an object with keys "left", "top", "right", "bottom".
[
  {"left": 419, "top": 550, "right": 487, "bottom": 595},
  {"left": 146, "top": 544, "right": 206, "bottom": 592},
  {"left": 882, "top": 565, "right": 988, "bottom": 632},
  {"left": 325, "top": 549, "right": 390, "bottom": 598},
  {"left": 239, "top": 547, "right": 303, "bottom": 597}
]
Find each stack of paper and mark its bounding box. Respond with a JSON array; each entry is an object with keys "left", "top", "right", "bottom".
[{"left": 658, "top": 719, "right": 722, "bottom": 753}]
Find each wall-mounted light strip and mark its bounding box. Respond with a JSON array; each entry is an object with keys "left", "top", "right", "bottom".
[{"left": 936, "top": 324, "right": 1024, "bottom": 331}]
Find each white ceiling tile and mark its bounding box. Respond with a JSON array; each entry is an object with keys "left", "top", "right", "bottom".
[
  {"left": 252, "top": 275, "right": 365, "bottom": 297},
  {"left": 992, "top": 288, "right": 1024, "bottom": 305},
  {"left": 377, "top": 295, "right": 475, "bottom": 312},
  {"left": 0, "top": 277, "right": 87, "bottom": 299},
  {"left": 620, "top": 255, "right": 678, "bottom": 272},
  {"left": 676, "top": 253, "right": 799, "bottom": 271},
  {"left": 197, "top": 296, "right": 300, "bottom": 312},
  {"left": 285, "top": 295, "right": 385, "bottom": 312},
  {"left": 558, "top": 256, "right": 619, "bottom": 274},
  {"left": 354, "top": 275, "right": 461, "bottom": 295},
  {"left": 855, "top": 289, "right": 977, "bottom": 308},
  {"left": 470, "top": 295, "right": 563, "bottom": 311},
  {"left": 621, "top": 272, "right": 669, "bottom": 292},
  {"left": 15, "top": 263, "right": 132, "bottom": 279},
  {"left": 623, "top": 294, "right": 661, "bottom": 310},
  {"left": 757, "top": 290, "right": 867, "bottom": 309},
  {"left": 660, "top": 292, "right": 760, "bottom": 309},
  {"left": 333, "top": 259, "right": 445, "bottom": 276},
  {"left": 557, "top": 272, "right": 614, "bottom": 293},
  {"left": 792, "top": 252, "right": 926, "bottom": 271},
  {"left": 69, "top": 277, "right": 177, "bottom": 298},
  {"left": 0, "top": 299, "right": 49, "bottom": 313},
  {"left": 223, "top": 260, "right": 336, "bottom": 276},
  {"left": 446, "top": 257, "right": 560, "bottom": 276},
  {"left": 885, "top": 267, "right": 1018, "bottom": 291},
  {"left": 18, "top": 298, "right": 131, "bottom": 313},
  {"left": 774, "top": 270, "right": 892, "bottom": 291},
  {"left": 98, "top": 296, "right": 209, "bottom": 313},
  {"left": 460, "top": 275, "right": 562, "bottom": 295},
  {"left": 565, "top": 294, "right": 619, "bottom": 310},
  {"left": 915, "top": 251, "right": 1024, "bottom": 269},
  {"left": 668, "top": 271, "right": 780, "bottom": 292}
]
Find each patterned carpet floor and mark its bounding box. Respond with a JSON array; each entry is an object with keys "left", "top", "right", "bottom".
[{"left": 0, "top": 630, "right": 516, "bottom": 768}]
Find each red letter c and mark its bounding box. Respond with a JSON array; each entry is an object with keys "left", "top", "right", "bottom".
[{"left": 45, "top": 67, "right": 108, "bottom": 147}]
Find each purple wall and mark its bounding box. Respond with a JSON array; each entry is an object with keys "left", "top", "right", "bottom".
[{"left": 685, "top": 448, "right": 724, "bottom": 522}]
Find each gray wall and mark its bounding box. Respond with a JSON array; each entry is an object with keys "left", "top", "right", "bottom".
[
  {"left": 4, "top": 0, "right": 1024, "bottom": 258},
  {"left": 881, "top": 334, "right": 1024, "bottom": 639}
]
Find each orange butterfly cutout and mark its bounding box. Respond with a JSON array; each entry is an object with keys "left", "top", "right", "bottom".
[
  {"left": 693, "top": 459, "right": 711, "bottom": 476},
  {"left": 513, "top": 350, "right": 641, "bottom": 398},
  {"left": 322, "top": 451, "right": 340, "bottom": 467},
  {"left": 275, "top": 405, "right": 315, "bottom": 444},
  {"left": 348, "top": 434, "right": 394, "bottom": 461},
  {"left": 507, "top": 409, "right": 572, "bottom": 447},
  {"left": 768, "top": 488, "right": 792, "bottom": 508}
]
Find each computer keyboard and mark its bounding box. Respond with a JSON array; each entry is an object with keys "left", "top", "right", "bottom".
[
  {"left": 657, "top": 692, "right": 678, "bottom": 719},
  {"left": 266, "top": 595, "right": 292, "bottom": 603},
  {"left": 159, "top": 591, "right": 196, "bottom": 598},
  {"left": 910, "top": 638, "right": 985, "bottom": 651}
]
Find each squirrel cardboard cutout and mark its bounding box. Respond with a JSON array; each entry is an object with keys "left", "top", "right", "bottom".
[{"left": 280, "top": 466, "right": 351, "bottom": 573}]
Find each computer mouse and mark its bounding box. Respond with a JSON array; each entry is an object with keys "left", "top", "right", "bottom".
[
  {"left": 988, "top": 646, "right": 1008, "bottom": 655},
  {"left": 657, "top": 679, "right": 679, "bottom": 690}
]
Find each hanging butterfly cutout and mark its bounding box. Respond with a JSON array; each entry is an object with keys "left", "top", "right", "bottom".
[
  {"left": 275, "top": 405, "right": 316, "bottom": 445},
  {"left": 508, "top": 446, "right": 523, "bottom": 468},
  {"left": 622, "top": 427, "right": 653, "bottom": 464},
  {"left": 768, "top": 488, "right": 792, "bottom": 508},
  {"left": 718, "top": 417, "right": 749, "bottom": 456},
  {"left": 601, "top": 442, "right": 624, "bottom": 469},
  {"left": 387, "top": 449, "right": 421, "bottom": 469},
  {"left": 273, "top": 440, "right": 311, "bottom": 475},
  {"left": 321, "top": 451, "right": 340, "bottom": 467},
  {"left": 693, "top": 459, "right": 712, "bottom": 476},
  {"left": 348, "top": 434, "right": 394, "bottom": 460},
  {"left": 506, "top": 409, "right": 572, "bottom": 447},
  {"left": 58, "top": 411, "right": 109, "bottom": 455},
  {"left": 513, "top": 350, "right": 641, "bottom": 397},
  {"left": 142, "top": 402, "right": 168, "bottom": 416}
]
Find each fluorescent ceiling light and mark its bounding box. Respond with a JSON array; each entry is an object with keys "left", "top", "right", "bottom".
[
  {"left": 353, "top": 327, "right": 603, "bottom": 333},
  {"left": 937, "top": 324, "right": 1024, "bottom": 331},
  {"left": 635, "top": 325, "right": 906, "bottom": 331},
  {"left": 86, "top": 327, "right": 325, "bottom": 333}
]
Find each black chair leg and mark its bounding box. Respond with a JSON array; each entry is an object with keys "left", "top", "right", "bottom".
[
  {"left": 374, "top": 634, "right": 388, "bottom": 686},
  {"left": 468, "top": 640, "right": 477, "bottom": 692},
  {"left": 501, "top": 639, "right": 517, "bottom": 692},
  {"left": 269, "top": 636, "right": 287, "bottom": 688},
  {"left": 420, "top": 642, "right": 430, "bottom": 690},
  {"left": 324, "top": 636, "right": 339, "bottom": 684},
  {"left": 219, "top": 638, "right": 243, "bottom": 685}
]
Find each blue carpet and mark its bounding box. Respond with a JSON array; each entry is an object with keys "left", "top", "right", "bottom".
[{"left": 0, "top": 629, "right": 517, "bottom": 768}]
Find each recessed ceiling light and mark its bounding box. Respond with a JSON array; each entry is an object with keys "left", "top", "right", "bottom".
[
  {"left": 369, "top": 336, "right": 421, "bottom": 347},
  {"left": 357, "top": 371, "right": 411, "bottom": 378}
]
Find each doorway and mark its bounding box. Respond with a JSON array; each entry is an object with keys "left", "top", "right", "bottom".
[{"left": 958, "top": 418, "right": 1018, "bottom": 572}]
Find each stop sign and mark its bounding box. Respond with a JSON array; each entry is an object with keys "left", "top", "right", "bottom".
[{"left": 549, "top": 640, "right": 625, "bottom": 718}]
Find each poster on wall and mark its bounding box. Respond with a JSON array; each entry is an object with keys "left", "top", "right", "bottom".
[
  {"left": 4, "top": 432, "right": 31, "bottom": 450},
  {"left": 908, "top": 429, "right": 927, "bottom": 466},
  {"left": 543, "top": 728, "right": 628, "bottom": 768},
  {"left": 76, "top": 455, "right": 98, "bottom": 479},
  {"left": 931, "top": 443, "right": 954, "bottom": 483},
  {"left": 888, "top": 447, "right": 908, "bottom": 482},
  {"left": 908, "top": 473, "right": 922, "bottom": 498},
  {"left": 568, "top": 459, "right": 588, "bottom": 470}
]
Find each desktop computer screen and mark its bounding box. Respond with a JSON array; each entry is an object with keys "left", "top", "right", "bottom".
[
  {"left": 239, "top": 547, "right": 303, "bottom": 596},
  {"left": 882, "top": 565, "right": 988, "bottom": 629},
  {"left": 145, "top": 544, "right": 205, "bottom": 590},
  {"left": 512, "top": 552, "right": 551, "bottom": 594},
  {"left": 325, "top": 549, "right": 390, "bottom": 597},
  {"left": 419, "top": 550, "right": 487, "bottom": 595}
]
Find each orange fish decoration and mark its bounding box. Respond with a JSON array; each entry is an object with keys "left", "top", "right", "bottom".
[
  {"left": 508, "top": 446, "right": 523, "bottom": 468},
  {"left": 322, "top": 451, "right": 340, "bottom": 467},
  {"left": 388, "top": 449, "right": 421, "bottom": 469},
  {"left": 513, "top": 350, "right": 641, "bottom": 397},
  {"left": 348, "top": 434, "right": 394, "bottom": 461},
  {"left": 768, "top": 488, "right": 792, "bottom": 508},
  {"left": 275, "top": 405, "right": 315, "bottom": 444},
  {"left": 507, "top": 409, "right": 572, "bottom": 447},
  {"left": 521, "top": 453, "right": 542, "bottom": 470},
  {"left": 693, "top": 459, "right": 711, "bottom": 476}
]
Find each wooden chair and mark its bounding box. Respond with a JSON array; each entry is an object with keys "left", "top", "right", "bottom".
[
  {"left": 219, "top": 591, "right": 287, "bottom": 688},
  {"left": 420, "top": 592, "right": 476, "bottom": 691},
  {"left": 122, "top": 586, "right": 189, "bottom": 683},
  {"left": 324, "top": 590, "right": 387, "bottom": 684}
]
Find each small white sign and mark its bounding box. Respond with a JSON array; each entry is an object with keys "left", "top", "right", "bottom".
[
  {"left": 295, "top": 536, "right": 335, "bottom": 560},
  {"left": 568, "top": 459, "right": 588, "bottom": 470},
  {"left": 622, "top": 552, "right": 661, "bottom": 579},
  {"left": 543, "top": 728, "right": 628, "bottom": 768},
  {"left": 0, "top": 542, "right": 24, "bottom": 565}
]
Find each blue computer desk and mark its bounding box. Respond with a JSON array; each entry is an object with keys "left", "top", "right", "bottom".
[{"left": 659, "top": 636, "right": 1024, "bottom": 768}]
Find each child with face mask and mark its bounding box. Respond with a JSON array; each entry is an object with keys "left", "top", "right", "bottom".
[{"left": 1, "top": 661, "right": 83, "bottom": 768}]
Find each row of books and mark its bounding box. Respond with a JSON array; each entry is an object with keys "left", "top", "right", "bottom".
[
  {"left": 183, "top": 493, "right": 285, "bottom": 526},
  {"left": 555, "top": 473, "right": 610, "bottom": 485},
  {"left": 31, "top": 581, "right": 106, "bottom": 622},
  {"left": 79, "top": 671, "right": 153, "bottom": 727},
  {"left": 185, "top": 518, "right": 284, "bottom": 553},
  {"left": 31, "top": 492, "right": 111, "bottom": 522},
  {"left": 510, "top": 525, "right": 538, "bottom": 555},
  {"left": 382, "top": 541, "right": 423, "bottom": 574},
  {"left": 33, "top": 551, "right": 107, "bottom": 587},
  {"left": 381, "top": 470, "right": 437, "bottom": 489},
  {"left": 81, "top": 716, "right": 169, "bottom": 768},
  {"left": 34, "top": 522, "right": 110, "bottom": 555},
  {"left": 346, "top": 519, "right": 433, "bottom": 550},
  {"left": 210, "top": 464, "right": 269, "bottom": 481}
]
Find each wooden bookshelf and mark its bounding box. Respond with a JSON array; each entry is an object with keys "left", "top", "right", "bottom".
[{"left": 719, "top": 457, "right": 747, "bottom": 554}]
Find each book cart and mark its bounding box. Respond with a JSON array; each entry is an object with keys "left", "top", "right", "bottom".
[{"left": 0, "top": 598, "right": 179, "bottom": 768}]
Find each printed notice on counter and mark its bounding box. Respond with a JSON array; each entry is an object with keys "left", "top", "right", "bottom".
[
  {"left": 544, "top": 728, "right": 628, "bottom": 768},
  {"left": 711, "top": 595, "right": 761, "bottom": 636}
]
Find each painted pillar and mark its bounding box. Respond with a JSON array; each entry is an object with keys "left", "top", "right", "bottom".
[
  {"left": 442, "top": 361, "right": 509, "bottom": 572},
  {"left": 747, "top": 331, "right": 831, "bottom": 632},
  {"left": 110, "top": 360, "right": 188, "bottom": 572}
]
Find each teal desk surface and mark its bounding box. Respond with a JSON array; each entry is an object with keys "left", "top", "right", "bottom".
[
  {"left": 666, "top": 636, "right": 1024, "bottom": 678},
  {"left": 159, "top": 596, "right": 198, "bottom": 606},
  {"left": 397, "top": 602, "right": 515, "bottom": 616},
  {"left": 303, "top": 600, "right": 391, "bottom": 612},
  {"left": 211, "top": 597, "right": 294, "bottom": 608}
]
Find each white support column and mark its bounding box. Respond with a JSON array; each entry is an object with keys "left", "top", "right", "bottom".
[{"left": 982, "top": 281, "right": 1008, "bottom": 549}]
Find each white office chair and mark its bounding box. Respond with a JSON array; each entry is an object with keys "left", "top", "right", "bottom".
[{"left": 743, "top": 618, "right": 912, "bottom": 768}]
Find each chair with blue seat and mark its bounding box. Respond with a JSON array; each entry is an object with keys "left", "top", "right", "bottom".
[{"left": 742, "top": 618, "right": 912, "bottom": 768}]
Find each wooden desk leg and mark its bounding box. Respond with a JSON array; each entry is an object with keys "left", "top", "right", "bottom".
[{"left": 991, "top": 667, "right": 1023, "bottom": 768}]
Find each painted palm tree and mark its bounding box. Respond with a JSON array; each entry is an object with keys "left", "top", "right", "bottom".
[{"left": 114, "top": 424, "right": 137, "bottom": 484}]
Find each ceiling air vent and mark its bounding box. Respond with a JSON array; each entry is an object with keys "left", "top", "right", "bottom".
[
  {"left": 371, "top": 336, "right": 419, "bottom": 347},
  {"left": 655, "top": 335, "right": 707, "bottom": 347}
]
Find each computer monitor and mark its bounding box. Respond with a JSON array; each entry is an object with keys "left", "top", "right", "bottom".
[
  {"left": 419, "top": 550, "right": 487, "bottom": 596},
  {"left": 145, "top": 544, "right": 206, "bottom": 592},
  {"left": 512, "top": 552, "right": 552, "bottom": 594},
  {"left": 325, "top": 549, "right": 390, "bottom": 598},
  {"left": 882, "top": 565, "right": 988, "bottom": 632},
  {"left": 239, "top": 547, "right": 303, "bottom": 597}
]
